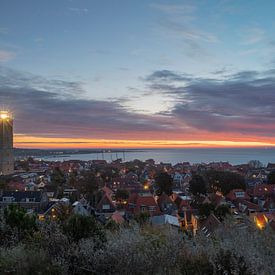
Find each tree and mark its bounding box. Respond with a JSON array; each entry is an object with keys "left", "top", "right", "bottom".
[
  {"left": 134, "top": 212, "right": 150, "bottom": 225},
  {"left": 155, "top": 172, "right": 173, "bottom": 196},
  {"left": 214, "top": 205, "right": 230, "bottom": 221},
  {"left": 115, "top": 189, "right": 129, "bottom": 201},
  {"left": 205, "top": 170, "right": 245, "bottom": 195},
  {"left": 214, "top": 249, "right": 251, "bottom": 275},
  {"left": 51, "top": 167, "right": 66, "bottom": 187},
  {"left": 189, "top": 174, "right": 207, "bottom": 196},
  {"left": 199, "top": 203, "right": 215, "bottom": 218},
  {"left": 4, "top": 205, "right": 37, "bottom": 239},
  {"left": 74, "top": 171, "right": 99, "bottom": 205},
  {"left": 62, "top": 214, "right": 106, "bottom": 243},
  {"left": 267, "top": 170, "right": 275, "bottom": 184},
  {"left": 0, "top": 177, "right": 8, "bottom": 190}
]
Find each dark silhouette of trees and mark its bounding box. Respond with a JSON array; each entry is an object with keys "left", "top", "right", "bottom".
[
  {"left": 199, "top": 203, "right": 215, "bottom": 217},
  {"left": 115, "top": 189, "right": 129, "bottom": 201},
  {"left": 51, "top": 167, "right": 66, "bottom": 187},
  {"left": 4, "top": 205, "right": 37, "bottom": 240},
  {"left": 268, "top": 170, "right": 275, "bottom": 184},
  {"left": 215, "top": 205, "right": 230, "bottom": 221},
  {"left": 62, "top": 214, "right": 105, "bottom": 243},
  {"left": 155, "top": 172, "right": 173, "bottom": 196},
  {"left": 205, "top": 170, "right": 245, "bottom": 195},
  {"left": 189, "top": 174, "right": 207, "bottom": 195},
  {"left": 74, "top": 171, "right": 99, "bottom": 205}
]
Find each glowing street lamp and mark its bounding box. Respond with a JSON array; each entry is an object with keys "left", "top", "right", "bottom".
[{"left": 143, "top": 184, "right": 149, "bottom": 190}]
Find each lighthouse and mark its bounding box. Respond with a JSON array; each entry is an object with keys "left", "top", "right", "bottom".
[{"left": 0, "top": 111, "right": 14, "bottom": 175}]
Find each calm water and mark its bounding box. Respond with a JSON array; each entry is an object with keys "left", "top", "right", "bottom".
[{"left": 42, "top": 148, "right": 275, "bottom": 165}]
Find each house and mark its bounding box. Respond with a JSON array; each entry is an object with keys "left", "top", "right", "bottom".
[
  {"left": 263, "top": 196, "right": 275, "bottom": 212},
  {"left": 226, "top": 189, "right": 250, "bottom": 202},
  {"left": 173, "top": 172, "right": 184, "bottom": 189},
  {"left": 92, "top": 160, "right": 108, "bottom": 166},
  {"left": 151, "top": 214, "right": 180, "bottom": 227},
  {"left": 253, "top": 213, "right": 275, "bottom": 230},
  {"left": 15, "top": 173, "right": 39, "bottom": 185},
  {"left": 200, "top": 214, "right": 221, "bottom": 237},
  {"left": 125, "top": 172, "right": 139, "bottom": 185},
  {"left": 237, "top": 200, "right": 261, "bottom": 216},
  {"left": 39, "top": 198, "right": 71, "bottom": 221},
  {"left": 126, "top": 192, "right": 161, "bottom": 217},
  {"left": 172, "top": 192, "right": 192, "bottom": 214},
  {"left": 6, "top": 181, "right": 25, "bottom": 191},
  {"left": 157, "top": 193, "right": 177, "bottom": 215},
  {"left": 72, "top": 201, "right": 90, "bottom": 216},
  {"left": 96, "top": 192, "right": 116, "bottom": 214},
  {"left": 110, "top": 211, "right": 125, "bottom": 224},
  {"left": 63, "top": 188, "right": 78, "bottom": 199},
  {"left": 248, "top": 184, "right": 275, "bottom": 199},
  {"left": 43, "top": 185, "right": 59, "bottom": 200},
  {"left": 267, "top": 163, "right": 275, "bottom": 170},
  {"left": 102, "top": 186, "right": 114, "bottom": 197},
  {"left": 0, "top": 190, "right": 49, "bottom": 212}
]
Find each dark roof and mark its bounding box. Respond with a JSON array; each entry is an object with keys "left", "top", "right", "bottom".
[
  {"left": 0, "top": 191, "right": 43, "bottom": 202},
  {"left": 201, "top": 214, "right": 221, "bottom": 236}
]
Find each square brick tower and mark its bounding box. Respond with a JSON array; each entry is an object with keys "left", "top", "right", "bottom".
[{"left": 0, "top": 111, "right": 14, "bottom": 175}]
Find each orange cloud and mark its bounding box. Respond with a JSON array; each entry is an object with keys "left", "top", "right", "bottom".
[{"left": 14, "top": 134, "right": 275, "bottom": 149}]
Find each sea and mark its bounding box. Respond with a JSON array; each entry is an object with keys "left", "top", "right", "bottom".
[{"left": 42, "top": 147, "right": 275, "bottom": 166}]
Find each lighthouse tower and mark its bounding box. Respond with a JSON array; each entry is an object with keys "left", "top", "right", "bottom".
[{"left": 0, "top": 111, "right": 14, "bottom": 175}]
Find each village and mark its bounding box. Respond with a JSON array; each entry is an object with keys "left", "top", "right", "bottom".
[{"left": 1, "top": 157, "right": 275, "bottom": 235}]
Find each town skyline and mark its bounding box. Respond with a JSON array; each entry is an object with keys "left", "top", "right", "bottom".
[{"left": 1, "top": 0, "right": 275, "bottom": 149}]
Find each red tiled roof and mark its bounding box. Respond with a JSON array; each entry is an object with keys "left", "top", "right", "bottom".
[
  {"left": 127, "top": 193, "right": 161, "bottom": 216},
  {"left": 157, "top": 193, "right": 173, "bottom": 205},
  {"left": 226, "top": 189, "right": 250, "bottom": 201},
  {"left": 102, "top": 186, "right": 113, "bottom": 196},
  {"left": 250, "top": 184, "right": 275, "bottom": 197},
  {"left": 111, "top": 211, "right": 125, "bottom": 224},
  {"left": 239, "top": 200, "right": 261, "bottom": 211}
]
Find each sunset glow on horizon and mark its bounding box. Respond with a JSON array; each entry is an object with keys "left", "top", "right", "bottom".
[
  {"left": 14, "top": 135, "right": 275, "bottom": 149},
  {"left": 1, "top": 1, "right": 275, "bottom": 148}
]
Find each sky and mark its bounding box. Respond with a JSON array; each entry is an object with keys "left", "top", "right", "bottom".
[{"left": 1, "top": 0, "right": 275, "bottom": 149}]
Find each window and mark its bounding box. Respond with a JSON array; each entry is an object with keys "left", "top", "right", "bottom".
[
  {"left": 102, "top": 204, "right": 110, "bottom": 210},
  {"left": 26, "top": 198, "right": 35, "bottom": 202},
  {"left": 141, "top": 206, "right": 147, "bottom": 212},
  {"left": 148, "top": 206, "right": 156, "bottom": 212},
  {"left": 3, "top": 197, "right": 14, "bottom": 202},
  {"left": 235, "top": 192, "right": 245, "bottom": 198},
  {"left": 129, "top": 203, "right": 135, "bottom": 209}
]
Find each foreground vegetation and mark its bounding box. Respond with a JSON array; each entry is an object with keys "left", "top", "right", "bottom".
[{"left": 0, "top": 206, "right": 274, "bottom": 275}]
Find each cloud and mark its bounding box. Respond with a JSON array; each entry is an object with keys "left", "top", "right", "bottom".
[
  {"left": 2, "top": 65, "right": 275, "bottom": 145},
  {"left": 144, "top": 68, "right": 275, "bottom": 137},
  {"left": 158, "top": 19, "right": 219, "bottom": 44},
  {"left": 151, "top": 3, "right": 219, "bottom": 61},
  {"left": 0, "top": 66, "right": 175, "bottom": 139},
  {"left": 150, "top": 3, "right": 196, "bottom": 16},
  {"left": 145, "top": 70, "right": 193, "bottom": 82},
  {"left": 240, "top": 27, "right": 266, "bottom": 45},
  {"left": 68, "top": 7, "right": 89, "bottom": 14},
  {"left": 0, "top": 50, "right": 15, "bottom": 62}
]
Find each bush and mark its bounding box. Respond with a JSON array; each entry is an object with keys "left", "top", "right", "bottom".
[{"left": 62, "top": 214, "right": 106, "bottom": 243}]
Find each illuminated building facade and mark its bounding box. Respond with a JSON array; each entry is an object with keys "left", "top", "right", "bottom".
[{"left": 0, "top": 111, "right": 14, "bottom": 175}]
